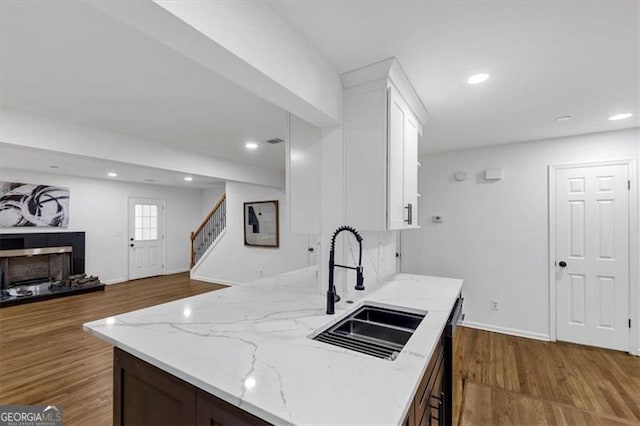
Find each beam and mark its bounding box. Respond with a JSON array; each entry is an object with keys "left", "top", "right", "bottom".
[
  {"left": 0, "top": 107, "right": 284, "bottom": 188},
  {"left": 88, "top": 0, "right": 342, "bottom": 128}
]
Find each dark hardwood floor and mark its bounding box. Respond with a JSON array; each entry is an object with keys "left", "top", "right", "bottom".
[
  {"left": 0, "top": 273, "right": 225, "bottom": 426},
  {"left": 1, "top": 274, "right": 638, "bottom": 425},
  {"left": 459, "top": 327, "right": 640, "bottom": 425}
]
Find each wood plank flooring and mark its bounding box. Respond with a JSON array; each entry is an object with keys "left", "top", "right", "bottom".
[
  {"left": 459, "top": 327, "right": 640, "bottom": 425},
  {"left": 0, "top": 273, "right": 224, "bottom": 426},
  {"left": 1, "top": 275, "right": 639, "bottom": 425}
]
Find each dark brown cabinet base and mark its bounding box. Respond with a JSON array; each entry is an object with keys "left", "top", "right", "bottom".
[
  {"left": 113, "top": 348, "right": 269, "bottom": 426},
  {"left": 404, "top": 335, "right": 446, "bottom": 426}
]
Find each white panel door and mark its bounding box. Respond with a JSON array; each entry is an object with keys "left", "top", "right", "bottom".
[
  {"left": 555, "top": 164, "right": 629, "bottom": 351},
  {"left": 128, "top": 198, "right": 164, "bottom": 280}
]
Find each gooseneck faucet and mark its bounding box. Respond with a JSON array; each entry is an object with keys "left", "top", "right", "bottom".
[{"left": 327, "top": 226, "right": 365, "bottom": 315}]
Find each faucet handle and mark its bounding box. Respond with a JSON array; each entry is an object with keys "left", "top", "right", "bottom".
[{"left": 355, "top": 266, "right": 365, "bottom": 291}]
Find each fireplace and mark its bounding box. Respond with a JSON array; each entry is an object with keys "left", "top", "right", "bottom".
[
  {"left": 0, "top": 232, "right": 104, "bottom": 307},
  {"left": 0, "top": 246, "right": 72, "bottom": 288}
]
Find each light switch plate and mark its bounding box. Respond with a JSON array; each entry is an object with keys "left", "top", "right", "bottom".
[{"left": 485, "top": 168, "right": 503, "bottom": 180}]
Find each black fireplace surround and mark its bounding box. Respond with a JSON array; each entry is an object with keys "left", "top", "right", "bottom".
[{"left": 0, "top": 232, "right": 104, "bottom": 307}]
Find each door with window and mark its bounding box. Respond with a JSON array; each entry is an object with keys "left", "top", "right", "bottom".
[
  {"left": 554, "top": 162, "right": 630, "bottom": 351},
  {"left": 128, "top": 198, "right": 164, "bottom": 280}
]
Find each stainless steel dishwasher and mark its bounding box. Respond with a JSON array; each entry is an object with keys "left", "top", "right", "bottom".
[{"left": 444, "top": 294, "right": 464, "bottom": 426}]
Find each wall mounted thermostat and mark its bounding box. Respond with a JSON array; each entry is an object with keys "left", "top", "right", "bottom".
[
  {"left": 432, "top": 215, "right": 443, "bottom": 223},
  {"left": 454, "top": 171, "right": 466, "bottom": 182}
]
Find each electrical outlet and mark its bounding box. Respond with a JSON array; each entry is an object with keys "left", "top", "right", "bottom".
[{"left": 490, "top": 299, "right": 499, "bottom": 311}]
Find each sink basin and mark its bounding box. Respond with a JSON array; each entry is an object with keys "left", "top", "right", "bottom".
[
  {"left": 313, "top": 304, "right": 426, "bottom": 360},
  {"left": 352, "top": 306, "right": 424, "bottom": 330},
  {"left": 332, "top": 319, "right": 412, "bottom": 348}
]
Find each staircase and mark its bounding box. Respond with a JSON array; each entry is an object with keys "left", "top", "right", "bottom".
[{"left": 191, "top": 194, "right": 226, "bottom": 268}]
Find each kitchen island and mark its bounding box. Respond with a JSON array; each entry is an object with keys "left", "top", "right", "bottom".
[{"left": 83, "top": 268, "right": 463, "bottom": 425}]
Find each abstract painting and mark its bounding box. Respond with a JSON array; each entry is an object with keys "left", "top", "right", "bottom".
[
  {"left": 0, "top": 182, "right": 70, "bottom": 228},
  {"left": 244, "top": 200, "right": 279, "bottom": 247}
]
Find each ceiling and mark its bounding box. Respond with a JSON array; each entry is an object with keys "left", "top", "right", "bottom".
[
  {"left": 1, "top": 2, "right": 637, "bottom": 162},
  {"left": 0, "top": 1, "right": 287, "bottom": 170},
  {"left": 0, "top": 144, "right": 222, "bottom": 189},
  {"left": 269, "top": 1, "right": 639, "bottom": 153}
]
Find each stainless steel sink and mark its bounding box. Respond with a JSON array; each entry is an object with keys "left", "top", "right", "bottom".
[
  {"left": 313, "top": 304, "right": 426, "bottom": 360},
  {"left": 352, "top": 306, "right": 424, "bottom": 330}
]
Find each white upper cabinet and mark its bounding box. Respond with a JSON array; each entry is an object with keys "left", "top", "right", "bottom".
[{"left": 343, "top": 58, "right": 428, "bottom": 231}]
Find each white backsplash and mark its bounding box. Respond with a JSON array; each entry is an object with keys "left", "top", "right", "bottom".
[{"left": 334, "top": 230, "right": 397, "bottom": 300}]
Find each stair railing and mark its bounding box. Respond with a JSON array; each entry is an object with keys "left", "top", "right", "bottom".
[{"left": 190, "top": 194, "right": 226, "bottom": 268}]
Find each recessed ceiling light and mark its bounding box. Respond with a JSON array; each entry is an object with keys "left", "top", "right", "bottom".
[
  {"left": 107, "top": 172, "right": 118, "bottom": 177},
  {"left": 608, "top": 113, "right": 633, "bottom": 121},
  {"left": 467, "top": 73, "right": 490, "bottom": 85},
  {"left": 555, "top": 115, "right": 572, "bottom": 122},
  {"left": 184, "top": 176, "right": 193, "bottom": 182},
  {"left": 245, "top": 142, "right": 259, "bottom": 150},
  {"left": 49, "top": 165, "right": 59, "bottom": 169}
]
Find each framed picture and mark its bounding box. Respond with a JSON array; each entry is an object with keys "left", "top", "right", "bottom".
[
  {"left": 244, "top": 200, "right": 279, "bottom": 248},
  {"left": 0, "top": 182, "right": 70, "bottom": 228}
]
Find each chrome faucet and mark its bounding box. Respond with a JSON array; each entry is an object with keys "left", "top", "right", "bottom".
[{"left": 327, "top": 226, "right": 364, "bottom": 315}]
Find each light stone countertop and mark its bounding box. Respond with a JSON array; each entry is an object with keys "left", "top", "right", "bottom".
[{"left": 83, "top": 267, "right": 463, "bottom": 426}]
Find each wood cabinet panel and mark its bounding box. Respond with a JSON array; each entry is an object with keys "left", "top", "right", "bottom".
[
  {"left": 196, "top": 389, "right": 268, "bottom": 426},
  {"left": 404, "top": 335, "right": 447, "bottom": 426},
  {"left": 114, "top": 348, "right": 196, "bottom": 426},
  {"left": 113, "top": 348, "right": 269, "bottom": 426}
]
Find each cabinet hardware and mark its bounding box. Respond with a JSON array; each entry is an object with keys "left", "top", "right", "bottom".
[{"left": 404, "top": 203, "right": 413, "bottom": 225}]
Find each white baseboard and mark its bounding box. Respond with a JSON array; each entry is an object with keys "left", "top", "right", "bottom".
[
  {"left": 102, "top": 278, "right": 127, "bottom": 285},
  {"left": 164, "top": 268, "right": 189, "bottom": 275},
  {"left": 190, "top": 274, "right": 239, "bottom": 287},
  {"left": 462, "top": 320, "right": 551, "bottom": 342},
  {"left": 104, "top": 269, "right": 187, "bottom": 285}
]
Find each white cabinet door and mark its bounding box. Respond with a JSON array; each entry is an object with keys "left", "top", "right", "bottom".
[
  {"left": 388, "top": 86, "right": 420, "bottom": 230},
  {"left": 403, "top": 114, "right": 419, "bottom": 227},
  {"left": 388, "top": 87, "right": 406, "bottom": 230}
]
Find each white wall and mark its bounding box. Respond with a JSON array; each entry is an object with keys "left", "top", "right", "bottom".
[
  {"left": 201, "top": 183, "right": 226, "bottom": 219},
  {"left": 403, "top": 129, "right": 639, "bottom": 342},
  {"left": 191, "top": 181, "right": 309, "bottom": 285},
  {"left": 0, "top": 169, "right": 203, "bottom": 284}
]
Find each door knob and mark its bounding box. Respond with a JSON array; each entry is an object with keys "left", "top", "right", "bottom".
[
  {"left": 130, "top": 244, "right": 135, "bottom": 247},
  {"left": 558, "top": 261, "right": 567, "bottom": 268}
]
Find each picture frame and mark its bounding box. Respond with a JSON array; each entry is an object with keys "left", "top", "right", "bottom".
[
  {"left": 243, "top": 200, "right": 279, "bottom": 248},
  {"left": 0, "top": 181, "right": 70, "bottom": 228}
]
